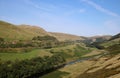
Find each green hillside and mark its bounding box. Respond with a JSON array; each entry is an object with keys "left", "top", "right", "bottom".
[
  {"left": 100, "top": 33, "right": 120, "bottom": 48},
  {"left": 0, "top": 43, "right": 91, "bottom": 62},
  {"left": 0, "top": 20, "right": 85, "bottom": 41},
  {"left": 0, "top": 21, "right": 49, "bottom": 40},
  {"left": 18, "top": 25, "right": 49, "bottom": 37},
  {"left": 50, "top": 32, "right": 85, "bottom": 41},
  {"left": 83, "top": 35, "right": 111, "bottom": 44}
]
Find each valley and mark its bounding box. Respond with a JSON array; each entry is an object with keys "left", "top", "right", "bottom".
[{"left": 0, "top": 20, "right": 120, "bottom": 78}]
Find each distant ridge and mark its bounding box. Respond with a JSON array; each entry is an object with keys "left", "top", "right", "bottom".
[
  {"left": 0, "top": 20, "right": 49, "bottom": 40},
  {"left": 100, "top": 33, "right": 120, "bottom": 48},
  {"left": 88, "top": 35, "right": 112, "bottom": 42},
  {"left": 0, "top": 20, "right": 84, "bottom": 41},
  {"left": 1, "top": 20, "right": 118, "bottom": 42},
  {"left": 109, "top": 33, "right": 120, "bottom": 41},
  {"left": 49, "top": 32, "right": 85, "bottom": 41},
  {"left": 18, "top": 25, "right": 50, "bottom": 36}
]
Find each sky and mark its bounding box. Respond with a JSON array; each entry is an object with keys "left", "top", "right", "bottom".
[{"left": 0, "top": 0, "right": 120, "bottom": 36}]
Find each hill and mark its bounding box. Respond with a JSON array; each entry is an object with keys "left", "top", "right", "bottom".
[
  {"left": 83, "top": 35, "right": 112, "bottom": 44},
  {"left": 76, "top": 54, "right": 120, "bottom": 78},
  {"left": 0, "top": 20, "right": 85, "bottom": 41},
  {"left": 18, "top": 25, "right": 49, "bottom": 36},
  {"left": 100, "top": 33, "right": 120, "bottom": 48},
  {"left": 50, "top": 32, "right": 85, "bottom": 41},
  {"left": 109, "top": 33, "right": 120, "bottom": 41},
  {"left": 0, "top": 20, "right": 49, "bottom": 40},
  {"left": 0, "top": 20, "right": 120, "bottom": 78}
]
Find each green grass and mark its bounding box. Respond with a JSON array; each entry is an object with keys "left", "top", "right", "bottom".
[
  {"left": 40, "top": 71, "right": 69, "bottom": 78},
  {"left": 0, "top": 20, "right": 48, "bottom": 40},
  {"left": 74, "top": 45, "right": 91, "bottom": 58},
  {"left": 106, "top": 44, "right": 120, "bottom": 55},
  {"left": 0, "top": 44, "right": 92, "bottom": 62},
  {"left": 39, "top": 45, "right": 93, "bottom": 78},
  {"left": 0, "top": 49, "right": 52, "bottom": 62},
  {"left": 48, "top": 44, "right": 92, "bottom": 62},
  {"left": 100, "top": 39, "right": 120, "bottom": 48}
]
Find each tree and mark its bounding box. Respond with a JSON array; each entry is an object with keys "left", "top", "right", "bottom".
[{"left": 0, "top": 37, "right": 4, "bottom": 42}]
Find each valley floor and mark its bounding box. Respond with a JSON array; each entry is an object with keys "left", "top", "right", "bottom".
[{"left": 40, "top": 52, "right": 120, "bottom": 78}]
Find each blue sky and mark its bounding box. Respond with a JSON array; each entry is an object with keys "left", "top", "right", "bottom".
[{"left": 0, "top": 0, "right": 120, "bottom": 36}]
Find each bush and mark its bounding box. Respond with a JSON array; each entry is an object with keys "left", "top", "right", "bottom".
[
  {"left": 0, "top": 54, "right": 66, "bottom": 78},
  {"left": 106, "top": 44, "right": 120, "bottom": 55}
]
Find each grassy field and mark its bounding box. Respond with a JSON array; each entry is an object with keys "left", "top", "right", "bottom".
[
  {"left": 0, "top": 44, "right": 92, "bottom": 62},
  {"left": 40, "top": 71, "right": 69, "bottom": 78},
  {"left": 49, "top": 44, "right": 92, "bottom": 62},
  {"left": 0, "top": 43, "right": 93, "bottom": 78},
  {"left": 0, "top": 42, "right": 93, "bottom": 78},
  {"left": 0, "top": 49, "right": 52, "bottom": 62},
  {"left": 100, "top": 38, "right": 120, "bottom": 48},
  {"left": 74, "top": 45, "right": 90, "bottom": 57}
]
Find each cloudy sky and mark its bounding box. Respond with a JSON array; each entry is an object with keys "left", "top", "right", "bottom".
[{"left": 0, "top": 0, "right": 120, "bottom": 36}]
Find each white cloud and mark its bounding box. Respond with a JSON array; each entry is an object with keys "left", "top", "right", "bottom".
[
  {"left": 79, "top": 9, "right": 86, "bottom": 13},
  {"left": 24, "top": 0, "right": 56, "bottom": 12},
  {"left": 63, "top": 9, "right": 86, "bottom": 16},
  {"left": 82, "top": 0, "right": 119, "bottom": 17}
]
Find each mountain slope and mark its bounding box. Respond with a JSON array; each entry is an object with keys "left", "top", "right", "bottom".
[
  {"left": 77, "top": 54, "right": 120, "bottom": 78},
  {"left": 100, "top": 33, "right": 120, "bottom": 48},
  {"left": 0, "top": 21, "right": 49, "bottom": 40},
  {"left": 109, "top": 33, "right": 120, "bottom": 41},
  {"left": 50, "top": 32, "right": 85, "bottom": 41},
  {"left": 0, "top": 20, "right": 85, "bottom": 41},
  {"left": 0, "top": 20, "right": 28, "bottom": 40},
  {"left": 18, "top": 25, "right": 49, "bottom": 36},
  {"left": 84, "top": 35, "right": 112, "bottom": 44}
]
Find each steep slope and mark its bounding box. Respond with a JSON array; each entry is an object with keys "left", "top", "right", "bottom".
[
  {"left": 109, "top": 33, "right": 120, "bottom": 41},
  {"left": 18, "top": 25, "right": 49, "bottom": 36},
  {"left": 0, "top": 21, "right": 49, "bottom": 40},
  {"left": 84, "top": 35, "right": 112, "bottom": 44},
  {"left": 100, "top": 33, "right": 120, "bottom": 48},
  {"left": 0, "top": 20, "right": 28, "bottom": 40},
  {"left": 50, "top": 32, "right": 85, "bottom": 41},
  {"left": 0, "top": 20, "right": 84, "bottom": 41},
  {"left": 77, "top": 54, "right": 120, "bottom": 78},
  {"left": 75, "top": 34, "right": 120, "bottom": 78}
]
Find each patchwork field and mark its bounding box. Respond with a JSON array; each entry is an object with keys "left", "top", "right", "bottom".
[
  {"left": 0, "top": 49, "right": 52, "bottom": 61},
  {"left": 0, "top": 44, "right": 92, "bottom": 62}
]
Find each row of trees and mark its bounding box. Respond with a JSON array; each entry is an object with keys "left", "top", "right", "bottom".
[
  {"left": 0, "top": 37, "right": 4, "bottom": 42},
  {"left": 0, "top": 54, "right": 66, "bottom": 78},
  {"left": 83, "top": 42, "right": 105, "bottom": 49},
  {"left": 32, "top": 35, "right": 58, "bottom": 41},
  {"left": 0, "top": 36, "right": 75, "bottom": 53},
  {"left": 0, "top": 36, "right": 74, "bottom": 48}
]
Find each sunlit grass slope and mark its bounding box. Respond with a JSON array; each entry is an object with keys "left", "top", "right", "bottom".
[
  {"left": 0, "top": 20, "right": 48, "bottom": 40},
  {"left": 0, "top": 49, "right": 52, "bottom": 62}
]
